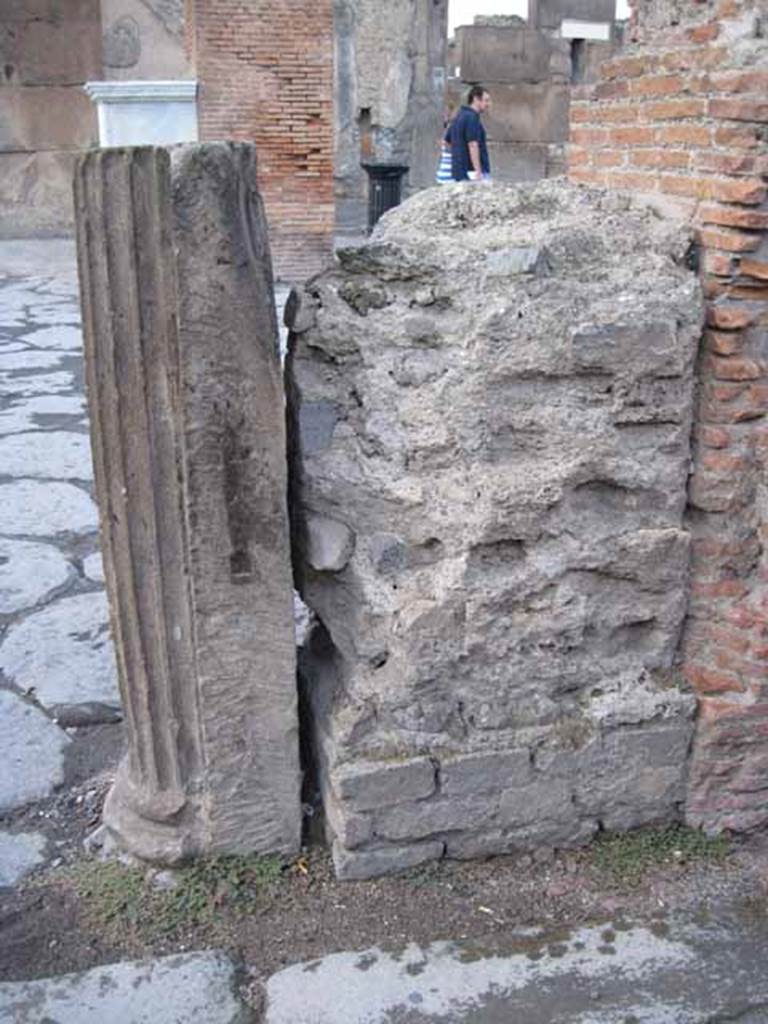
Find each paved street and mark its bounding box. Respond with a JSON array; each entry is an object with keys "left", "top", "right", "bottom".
[{"left": 0, "top": 240, "right": 119, "bottom": 884}]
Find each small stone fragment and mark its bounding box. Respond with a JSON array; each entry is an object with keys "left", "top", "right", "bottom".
[
  {"left": 0, "top": 831, "right": 47, "bottom": 887},
  {"left": 305, "top": 515, "right": 355, "bottom": 572}
]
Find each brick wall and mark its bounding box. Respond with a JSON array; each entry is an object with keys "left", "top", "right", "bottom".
[
  {"left": 188, "top": 0, "right": 335, "bottom": 281},
  {"left": 568, "top": 0, "right": 768, "bottom": 833}
]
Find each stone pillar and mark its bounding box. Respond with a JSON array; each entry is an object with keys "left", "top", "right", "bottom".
[{"left": 74, "top": 143, "right": 301, "bottom": 862}]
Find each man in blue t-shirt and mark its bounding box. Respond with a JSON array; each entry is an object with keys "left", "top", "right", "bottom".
[{"left": 444, "top": 85, "right": 492, "bottom": 182}]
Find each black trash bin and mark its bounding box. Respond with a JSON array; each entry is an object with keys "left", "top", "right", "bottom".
[{"left": 362, "top": 163, "right": 409, "bottom": 233}]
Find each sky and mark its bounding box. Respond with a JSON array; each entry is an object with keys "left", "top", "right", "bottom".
[{"left": 448, "top": 0, "right": 631, "bottom": 33}]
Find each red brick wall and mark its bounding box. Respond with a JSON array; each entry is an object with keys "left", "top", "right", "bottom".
[
  {"left": 189, "top": 0, "right": 334, "bottom": 281},
  {"left": 568, "top": 0, "right": 768, "bottom": 833}
]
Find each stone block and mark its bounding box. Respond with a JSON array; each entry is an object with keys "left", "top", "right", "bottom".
[
  {"left": 443, "top": 830, "right": 512, "bottom": 860},
  {"left": 323, "top": 791, "right": 373, "bottom": 849},
  {"left": 484, "top": 83, "right": 570, "bottom": 144},
  {"left": 331, "top": 757, "right": 436, "bottom": 812},
  {"left": 0, "top": 951, "right": 248, "bottom": 1024},
  {"left": 487, "top": 143, "right": 548, "bottom": 183},
  {"left": 571, "top": 321, "right": 687, "bottom": 379},
  {"left": 284, "top": 286, "right": 318, "bottom": 334},
  {"left": 75, "top": 144, "right": 300, "bottom": 862},
  {"left": 375, "top": 795, "right": 498, "bottom": 842},
  {"left": 304, "top": 514, "right": 355, "bottom": 572},
  {"left": 0, "top": 151, "right": 76, "bottom": 236},
  {"left": 459, "top": 26, "right": 569, "bottom": 85},
  {"left": 332, "top": 839, "right": 444, "bottom": 880},
  {"left": 439, "top": 750, "right": 530, "bottom": 797},
  {"left": 0, "top": 87, "right": 97, "bottom": 151},
  {"left": 499, "top": 779, "right": 574, "bottom": 829},
  {"left": 533, "top": 0, "right": 616, "bottom": 31},
  {"left": 0, "top": 3, "right": 101, "bottom": 85}
]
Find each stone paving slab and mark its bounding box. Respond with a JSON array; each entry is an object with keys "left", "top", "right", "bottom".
[
  {"left": 0, "top": 538, "right": 75, "bottom": 615},
  {"left": 0, "top": 690, "right": 70, "bottom": 814},
  {"left": 20, "top": 326, "right": 82, "bottom": 349},
  {"left": 0, "top": 832, "right": 47, "bottom": 888},
  {"left": 0, "top": 371, "right": 76, "bottom": 397},
  {"left": 0, "top": 951, "right": 252, "bottom": 1024},
  {"left": 0, "top": 395, "right": 87, "bottom": 436},
  {"left": 0, "top": 480, "right": 97, "bottom": 536},
  {"left": 0, "top": 431, "right": 93, "bottom": 480},
  {"left": 82, "top": 551, "right": 105, "bottom": 583},
  {"left": 264, "top": 909, "right": 768, "bottom": 1023},
  {"left": 0, "top": 591, "right": 118, "bottom": 709}
]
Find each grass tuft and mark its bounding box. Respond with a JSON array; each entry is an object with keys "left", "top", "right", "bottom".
[
  {"left": 64, "top": 853, "right": 285, "bottom": 937},
  {"left": 589, "top": 824, "right": 731, "bottom": 884}
]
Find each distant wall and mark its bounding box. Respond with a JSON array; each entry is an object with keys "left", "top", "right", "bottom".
[
  {"left": 101, "top": 0, "right": 191, "bottom": 80},
  {"left": 0, "top": 0, "right": 101, "bottom": 237},
  {"left": 334, "top": 0, "right": 448, "bottom": 234}
]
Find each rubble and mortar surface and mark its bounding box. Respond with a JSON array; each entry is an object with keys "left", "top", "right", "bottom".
[{"left": 287, "top": 179, "right": 706, "bottom": 879}]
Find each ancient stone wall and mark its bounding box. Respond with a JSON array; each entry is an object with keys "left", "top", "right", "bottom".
[
  {"left": 287, "top": 181, "right": 703, "bottom": 878},
  {"left": 189, "top": 0, "right": 335, "bottom": 280},
  {"left": 334, "top": 0, "right": 448, "bottom": 234},
  {"left": 0, "top": 0, "right": 101, "bottom": 236},
  {"left": 101, "top": 0, "right": 191, "bottom": 80},
  {"left": 567, "top": 0, "right": 768, "bottom": 832},
  {"left": 450, "top": 24, "right": 572, "bottom": 183}
]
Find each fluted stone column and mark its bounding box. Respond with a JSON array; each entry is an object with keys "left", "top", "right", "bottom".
[{"left": 74, "top": 143, "right": 300, "bottom": 862}]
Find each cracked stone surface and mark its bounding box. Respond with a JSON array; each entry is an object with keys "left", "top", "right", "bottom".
[
  {"left": 0, "top": 690, "right": 70, "bottom": 813},
  {"left": 0, "top": 832, "right": 47, "bottom": 888},
  {"left": 0, "top": 245, "right": 119, "bottom": 745},
  {"left": 0, "top": 539, "right": 76, "bottom": 615},
  {"left": 0, "top": 951, "right": 249, "bottom": 1024},
  {"left": 0, "top": 591, "right": 118, "bottom": 709}
]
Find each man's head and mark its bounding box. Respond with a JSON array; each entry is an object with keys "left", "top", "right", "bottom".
[{"left": 467, "top": 84, "right": 491, "bottom": 113}]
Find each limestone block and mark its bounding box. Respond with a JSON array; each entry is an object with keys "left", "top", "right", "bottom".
[
  {"left": 486, "top": 143, "right": 548, "bottom": 184},
  {"left": 330, "top": 757, "right": 436, "bottom": 812},
  {"left": 483, "top": 83, "right": 570, "bottom": 145},
  {"left": 0, "top": 88, "right": 97, "bottom": 151},
  {"left": 332, "top": 839, "right": 445, "bottom": 880},
  {"left": 459, "top": 27, "right": 570, "bottom": 85},
  {"left": 440, "top": 750, "right": 531, "bottom": 797},
  {"left": 534, "top": 0, "right": 616, "bottom": 31},
  {"left": 74, "top": 144, "right": 300, "bottom": 863},
  {"left": 375, "top": 795, "right": 499, "bottom": 842},
  {"left": 0, "top": 3, "right": 101, "bottom": 85},
  {"left": 0, "top": 151, "right": 78, "bottom": 236},
  {"left": 288, "top": 180, "right": 703, "bottom": 878}
]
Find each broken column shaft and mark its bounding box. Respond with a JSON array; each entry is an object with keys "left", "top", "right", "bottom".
[{"left": 74, "top": 143, "right": 300, "bottom": 862}]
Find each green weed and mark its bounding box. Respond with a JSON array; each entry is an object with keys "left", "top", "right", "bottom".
[
  {"left": 65, "top": 853, "right": 285, "bottom": 937},
  {"left": 589, "top": 824, "right": 731, "bottom": 884}
]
